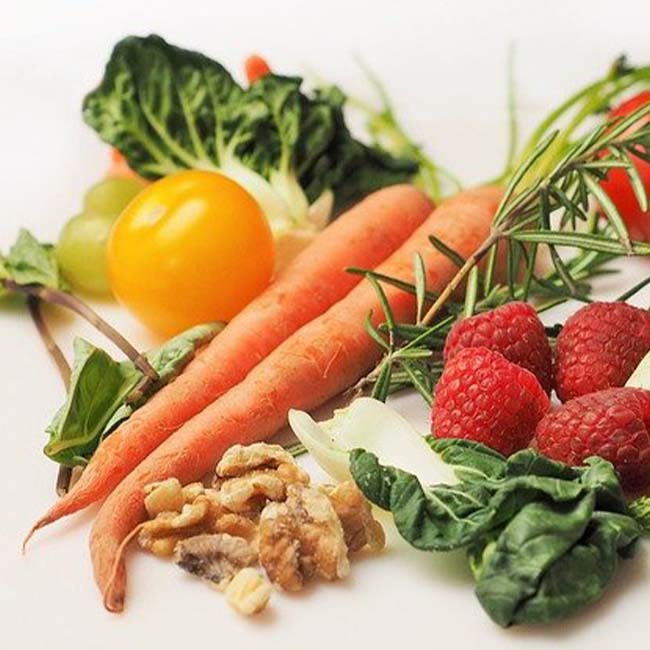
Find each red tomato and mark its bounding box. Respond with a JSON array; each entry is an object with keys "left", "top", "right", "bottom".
[{"left": 600, "top": 92, "right": 650, "bottom": 241}]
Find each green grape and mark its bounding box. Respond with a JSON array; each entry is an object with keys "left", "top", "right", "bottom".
[
  {"left": 57, "top": 176, "right": 144, "bottom": 295},
  {"left": 83, "top": 177, "right": 144, "bottom": 217},
  {"left": 56, "top": 212, "right": 115, "bottom": 295}
]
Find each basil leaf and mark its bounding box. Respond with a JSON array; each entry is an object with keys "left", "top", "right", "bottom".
[
  {"left": 44, "top": 322, "right": 222, "bottom": 466},
  {"left": 44, "top": 338, "right": 141, "bottom": 465},
  {"left": 2, "top": 229, "right": 67, "bottom": 290}
]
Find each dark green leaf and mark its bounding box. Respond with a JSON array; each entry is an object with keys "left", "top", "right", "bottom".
[
  {"left": 428, "top": 236, "right": 466, "bottom": 268},
  {"left": 83, "top": 35, "right": 417, "bottom": 224},
  {"left": 629, "top": 496, "right": 650, "bottom": 534},
  {"left": 475, "top": 494, "right": 596, "bottom": 626},
  {"left": 350, "top": 444, "right": 642, "bottom": 627},
  {"left": 427, "top": 438, "right": 506, "bottom": 482}
]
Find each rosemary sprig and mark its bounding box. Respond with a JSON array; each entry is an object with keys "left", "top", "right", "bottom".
[{"left": 357, "top": 102, "right": 650, "bottom": 403}]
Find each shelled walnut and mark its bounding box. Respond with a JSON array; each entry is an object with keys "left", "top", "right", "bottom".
[
  {"left": 258, "top": 484, "right": 350, "bottom": 591},
  {"left": 137, "top": 442, "right": 385, "bottom": 617}
]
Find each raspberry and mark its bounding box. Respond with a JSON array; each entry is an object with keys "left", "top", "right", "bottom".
[
  {"left": 536, "top": 387, "right": 650, "bottom": 491},
  {"left": 431, "top": 347, "right": 550, "bottom": 456},
  {"left": 443, "top": 302, "right": 553, "bottom": 393},
  {"left": 554, "top": 302, "right": 650, "bottom": 402}
]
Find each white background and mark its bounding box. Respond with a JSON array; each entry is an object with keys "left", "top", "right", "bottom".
[{"left": 2, "top": 1, "right": 650, "bottom": 648}]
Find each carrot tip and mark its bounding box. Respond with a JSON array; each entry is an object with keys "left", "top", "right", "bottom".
[{"left": 22, "top": 517, "right": 50, "bottom": 554}]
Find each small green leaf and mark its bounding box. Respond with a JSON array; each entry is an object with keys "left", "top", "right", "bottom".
[
  {"left": 371, "top": 361, "right": 392, "bottom": 402},
  {"left": 463, "top": 266, "right": 480, "bottom": 318},
  {"left": 44, "top": 322, "right": 222, "bottom": 466},
  {"left": 618, "top": 148, "right": 649, "bottom": 212},
  {"left": 44, "top": 338, "right": 141, "bottom": 464},
  {"left": 366, "top": 274, "right": 396, "bottom": 332},
  {"left": 4, "top": 229, "right": 67, "bottom": 290},
  {"left": 512, "top": 230, "right": 650, "bottom": 255},
  {"left": 400, "top": 360, "right": 433, "bottom": 406},
  {"left": 428, "top": 235, "right": 466, "bottom": 268},
  {"left": 582, "top": 170, "right": 631, "bottom": 252},
  {"left": 413, "top": 252, "right": 426, "bottom": 324},
  {"left": 364, "top": 310, "right": 390, "bottom": 351}
]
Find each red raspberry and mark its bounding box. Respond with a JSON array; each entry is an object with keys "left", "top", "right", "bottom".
[
  {"left": 554, "top": 302, "right": 650, "bottom": 402},
  {"left": 431, "top": 347, "right": 550, "bottom": 456},
  {"left": 536, "top": 387, "right": 650, "bottom": 492},
  {"left": 443, "top": 302, "right": 553, "bottom": 393}
]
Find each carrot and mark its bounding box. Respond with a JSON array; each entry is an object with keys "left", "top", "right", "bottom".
[
  {"left": 107, "top": 149, "right": 140, "bottom": 180},
  {"left": 25, "top": 185, "right": 432, "bottom": 545},
  {"left": 91, "top": 186, "right": 503, "bottom": 611},
  {"left": 244, "top": 54, "right": 271, "bottom": 84}
]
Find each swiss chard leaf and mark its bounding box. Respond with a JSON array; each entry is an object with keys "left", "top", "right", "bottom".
[
  {"left": 83, "top": 35, "right": 418, "bottom": 227},
  {"left": 44, "top": 322, "right": 222, "bottom": 466},
  {"left": 350, "top": 442, "right": 642, "bottom": 627}
]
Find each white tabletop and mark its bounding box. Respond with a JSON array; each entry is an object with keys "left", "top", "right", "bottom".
[{"left": 3, "top": 1, "right": 650, "bottom": 648}]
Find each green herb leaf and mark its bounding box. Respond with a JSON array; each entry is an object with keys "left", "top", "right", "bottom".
[
  {"left": 2, "top": 229, "right": 67, "bottom": 291},
  {"left": 413, "top": 253, "right": 426, "bottom": 323},
  {"left": 44, "top": 338, "right": 141, "bottom": 465},
  {"left": 44, "top": 322, "right": 222, "bottom": 466}
]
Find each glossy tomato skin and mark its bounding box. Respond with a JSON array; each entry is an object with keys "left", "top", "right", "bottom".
[
  {"left": 108, "top": 170, "right": 274, "bottom": 336},
  {"left": 600, "top": 92, "right": 650, "bottom": 241}
]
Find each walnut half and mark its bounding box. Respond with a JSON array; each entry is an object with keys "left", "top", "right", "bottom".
[
  {"left": 173, "top": 533, "right": 258, "bottom": 590},
  {"left": 214, "top": 443, "right": 310, "bottom": 514},
  {"left": 259, "top": 484, "right": 350, "bottom": 591},
  {"left": 321, "top": 482, "right": 386, "bottom": 553}
]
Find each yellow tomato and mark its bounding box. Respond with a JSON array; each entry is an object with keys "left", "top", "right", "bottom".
[{"left": 108, "top": 170, "right": 274, "bottom": 336}]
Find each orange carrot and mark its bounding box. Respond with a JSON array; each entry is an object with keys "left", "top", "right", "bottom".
[
  {"left": 244, "top": 54, "right": 271, "bottom": 84},
  {"left": 25, "top": 185, "right": 431, "bottom": 544},
  {"left": 107, "top": 149, "right": 140, "bottom": 180},
  {"left": 91, "top": 186, "right": 503, "bottom": 611}
]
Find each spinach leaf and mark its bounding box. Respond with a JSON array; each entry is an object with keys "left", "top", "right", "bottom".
[
  {"left": 83, "top": 35, "right": 417, "bottom": 231},
  {"left": 1, "top": 229, "right": 67, "bottom": 291},
  {"left": 44, "top": 322, "right": 222, "bottom": 465},
  {"left": 474, "top": 494, "right": 597, "bottom": 626},
  {"left": 350, "top": 442, "right": 643, "bottom": 627},
  {"left": 427, "top": 437, "right": 507, "bottom": 482},
  {"left": 499, "top": 510, "right": 639, "bottom": 625},
  {"left": 629, "top": 495, "right": 650, "bottom": 533}
]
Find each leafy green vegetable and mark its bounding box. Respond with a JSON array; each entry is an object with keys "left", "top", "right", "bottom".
[
  {"left": 350, "top": 443, "right": 644, "bottom": 627},
  {"left": 83, "top": 35, "right": 417, "bottom": 232},
  {"left": 1, "top": 229, "right": 67, "bottom": 291},
  {"left": 629, "top": 496, "right": 650, "bottom": 534},
  {"left": 44, "top": 322, "right": 222, "bottom": 466}
]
